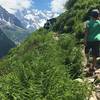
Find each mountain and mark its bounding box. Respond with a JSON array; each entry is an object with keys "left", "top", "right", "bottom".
[
  {"left": 0, "top": 6, "right": 30, "bottom": 44},
  {"left": 15, "top": 8, "right": 59, "bottom": 31},
  {"left": 0, "top": 6, "right": 24, "bottom": 28},
  {"left": 0, "top": 29, "right": 15, "bottom": 58},
  {"left": 0, "top": 20, "right": 29, "bottom": 44},
  {"left": 0, "top": 6, "right": 59, "bottom": 44},
  {"left": 0, "top": 0, "right": 99, "bottom": 99}
]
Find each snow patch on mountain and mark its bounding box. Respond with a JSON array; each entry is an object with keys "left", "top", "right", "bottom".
[{"left": 15, "top": 8, "right": 59, "bottom": 31}]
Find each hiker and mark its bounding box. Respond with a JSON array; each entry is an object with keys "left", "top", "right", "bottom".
[{"left": 84, "top": 9, "right": 100, "bottom": 74}]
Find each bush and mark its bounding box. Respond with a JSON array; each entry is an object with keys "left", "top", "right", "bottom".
[{"left": 0, "top": 30, "right": 90, "bottom": 99}]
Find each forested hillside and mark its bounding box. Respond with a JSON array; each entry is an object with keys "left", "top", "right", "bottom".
[
  {"left": 52, "top": 0, "right": 100, "bottom": 39},
  {"left": 0, "top": 29, "right": 15, "bottom": 58},
  {"left": 0, "top": 0, "right": 100, "bottom": 99},
  {"left": 0, "top": 29, "right": 91, "bottom": 99}
]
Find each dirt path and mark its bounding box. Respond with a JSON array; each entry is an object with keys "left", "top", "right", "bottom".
[{"left": 89, "top": 68, "right": 100, "bottom": 100}]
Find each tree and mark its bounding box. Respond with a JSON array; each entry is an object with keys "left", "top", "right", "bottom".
[{"left": 65, "top": 0, "right": 78, "bottom": 10}]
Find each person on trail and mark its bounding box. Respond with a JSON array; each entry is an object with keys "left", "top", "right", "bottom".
[{"left": 84, "top": 9, "right": 100, "bottom": 74}]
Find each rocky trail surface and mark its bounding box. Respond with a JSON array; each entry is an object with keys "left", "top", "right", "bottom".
[{"left": 84, "top": 60, "right": 100, "bottom": 100}]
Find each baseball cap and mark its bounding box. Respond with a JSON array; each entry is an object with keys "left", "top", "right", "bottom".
[{"left": 90, "top": 9, "right": 100, "bottom": 18}]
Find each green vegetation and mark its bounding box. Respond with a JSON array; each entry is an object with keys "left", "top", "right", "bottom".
[
  {"left": 0, "top": 29, "right": 91, "bottom": 99},
  {"left": 1, "top": 0, "right": 100, "bottom": 99},
  {"left": 52, "top": 0, "right": 100, "bottom": 39}
]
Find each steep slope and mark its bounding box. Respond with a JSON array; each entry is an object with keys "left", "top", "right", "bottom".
[
  {"left": 15, "top": 9, "right": 59, "bottom": 31},
  {"left": 1, "top": 0, "right": 100, "bottom": 99},
  {"left": 52, "top": 0, "right": 100, "bottom": 39},
  {"left": 0, "top": 6, "right": 24, "bottom": 28},
  {"left": 0, "top": 29, "right": 15, "bottom": 58},
  {"left": 0, "top": 6, "right": 59, "bottom": 44},
  {"left": 0, "top": 23, "right": 29, "bottom": 44},
  {"left": 0, "top": 6, "right": 29, "bottom": 44},
  {"left": 0, "top": 29, "right": 90, "bottom": 99}
]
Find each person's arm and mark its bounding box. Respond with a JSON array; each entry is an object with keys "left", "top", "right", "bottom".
[
  {"left": 84, "top": 29, "right": 88, "bottom": 45},
  {"left": 84, "top": 28, "right": 88, "bottom": 39},
  {"left": 83, "top": 21, "right": 88, "bottom": 45}
]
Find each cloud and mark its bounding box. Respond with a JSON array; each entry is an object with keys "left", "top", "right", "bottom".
[
  {"left": 0, "top": 0, "right": 68, "bottom": 15},
  {"left": 0, "top": 0, "right": 33, "bottom": 13},
  {"left": 50, "top": 0, "right": 68, "bottom": 13}
]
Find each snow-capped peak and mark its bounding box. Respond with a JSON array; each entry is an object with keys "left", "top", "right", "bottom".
[{"left": 15, "top": 8, "right": 59, "bottom": 31}]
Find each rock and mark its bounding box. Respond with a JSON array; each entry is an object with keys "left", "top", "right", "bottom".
[
  {"left": 96, "top": 92, "right": 100, "bottom": 100},
  {"left": 84, "top": 77, "right": 95, "bottom": 83},
  {"left": 95, "top": 69, "right": 100, "bottom": 74},
  {"left": 75, "top": 78, "right": 84, "bottom": 83},
  {"left": 89, "top": 91, "right": 97, "bottom": 100}
]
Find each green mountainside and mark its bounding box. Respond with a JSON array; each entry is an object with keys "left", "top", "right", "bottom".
[
  {"left": 0, "top": 29, "right": 90, "bottom": 99},
  {"left": 0, "top": 24, "right": 30, "bottom": 44},
  {"left": 0, "top": 29, "right": 15, "bottom": 58},
  {"left": 0, "top": 0, "right": 100, "bottom": 99},
  {"left": 52, "top": 0, "right": 100, "bottom": 39}
]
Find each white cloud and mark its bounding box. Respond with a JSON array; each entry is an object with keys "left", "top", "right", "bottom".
[
  {"left": 0, "top": 0, "right": 33, "bottom": 14},
  {"left": 0, "top": 0, "right": 68, "bottom": 14},
  {"left": 50, "top": 0, "right": 68, "bottom": 13}
]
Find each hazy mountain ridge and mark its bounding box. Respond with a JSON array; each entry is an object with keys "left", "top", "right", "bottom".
[
  {"left": 0, "top": 6, "right": 24, "bottom": 28},
  {"left": 0, "top": 6, "right": 59, "bottom": 44},
  {"left": 0, "top": 28, "right": 15, "bottom": 58},
  {"left": 0, "top": 6, "right": 30, "bottom": 44}
]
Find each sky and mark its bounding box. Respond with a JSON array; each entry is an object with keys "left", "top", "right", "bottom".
[
  {"left": 33, "top": 0, "right": 51, "bottom": 10},
  {"left": 0, "top": 0, "right": 68, "bottom": 14}
]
